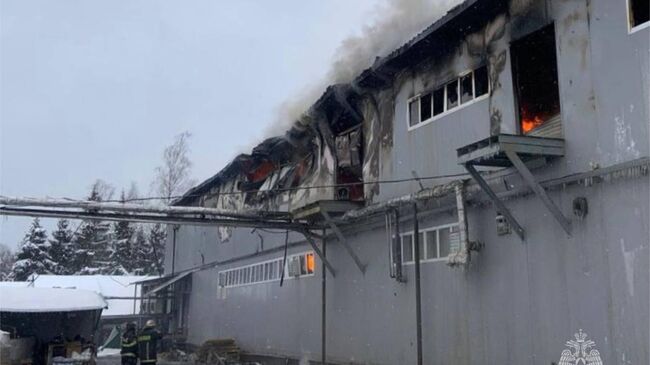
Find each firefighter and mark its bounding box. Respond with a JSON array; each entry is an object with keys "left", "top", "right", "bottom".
[
  {"left": 120, "top": 322, "right": 138, "bottom": 365},
  {"left": 138, "top": 320, "right": 163, "bottom": 365}
]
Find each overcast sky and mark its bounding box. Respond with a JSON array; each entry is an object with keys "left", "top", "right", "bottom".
[{"left": 0, "top": 0, "right": 383, "bottom": 249}]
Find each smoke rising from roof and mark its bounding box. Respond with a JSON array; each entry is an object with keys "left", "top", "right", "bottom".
[{"left": 267, "top": 0, "right": 462, "bottom": 137}]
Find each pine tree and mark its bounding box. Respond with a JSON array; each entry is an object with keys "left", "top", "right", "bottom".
[
  {"left": 148, "top": 223, "right": 166, "bottom": 275},
  {"left": 11, "top": 218, "right": 52, "bottom": 281},
  {"left": 70, "top": 182, "right": 112, "bottom": 274},
  {"left": 48, "top": 219, "right": 74, "bottom": 275},
  {"left": 0, "top": 244, "right": 16, "bottom": 281},
  {"left": 108, "top": 199, "right": 136, "bottom": 275},
  {"left": 131, "top": 226, "right": 149, "bottom": 275}
]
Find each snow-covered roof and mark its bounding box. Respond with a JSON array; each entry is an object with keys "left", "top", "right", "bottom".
[
  {"left": 27, "top": 275, "right": 156, "bottom": 316},
  {"left": 0, "top": 286, "right": 107, "bottom": 313},
  {"left": 0, "top": 281, "right": 29, "bottom": 288}
]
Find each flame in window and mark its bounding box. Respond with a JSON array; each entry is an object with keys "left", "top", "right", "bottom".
[
  {"left": 306, "top": 253, "right": 315, "bottom": 274},
  {"left": 520, "top": 106, "right": 546, "bottom": 133}
]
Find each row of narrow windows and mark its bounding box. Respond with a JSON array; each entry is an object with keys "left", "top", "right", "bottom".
[
  {"left": 218, "top": 252, "right": 315, "bottom": 288},
  {"left": 401, "top": 224, "right": 461, "bottom": 264},
  {"left": 408, "top": 65, "right": 489, "bottom": 128}
]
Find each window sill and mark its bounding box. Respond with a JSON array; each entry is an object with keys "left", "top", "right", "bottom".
[
  {"left": 407, "top": 94, "right": 489, "bottom": 132},
  {"left": 402, "top": 258, "right": 448, "bottom": 265},
  {"left": 629, "top": 21, "right": 650, "bottom": 34}
]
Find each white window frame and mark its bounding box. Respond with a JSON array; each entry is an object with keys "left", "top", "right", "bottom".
[
  {"left": 628, "top": 0, "right": 650, "bottom": 33},
  {"left": 407, "top": 67, "right": 490, "bottom": 132},
  {"left": 400, "top": 223, "right": 460, "bottom": 265},
  {"left": 218, "top": 250, "right": 316, "bottom": 289}
]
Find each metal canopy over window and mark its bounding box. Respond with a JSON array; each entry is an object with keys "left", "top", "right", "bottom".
[
  {"left": 145, "top": 269, "right": 197, "bottom": 296},
  {"left": 457, "top": 134, "right": 570, "bottom": 240}
]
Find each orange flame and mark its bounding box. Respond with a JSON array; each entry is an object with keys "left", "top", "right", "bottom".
[
  {"left": 306, "top": 253, "right": 315, "bottom": 274},
  {"left": 520, "top": 106, "right": 546, "bottom": 133}
]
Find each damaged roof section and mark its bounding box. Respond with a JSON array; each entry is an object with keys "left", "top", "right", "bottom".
[
  {"left": 355, "top": 0, "right": 506, "bottom": 89},
  {"left": 174, "top": 84, "right": 363, "bottom": 213}
]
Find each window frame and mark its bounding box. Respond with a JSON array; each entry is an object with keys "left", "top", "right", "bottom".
[
  {"left": 628, "top": 0, "right": 650, "bottom": 33},
  {"left": 400, "top": 223, "right": 460, "bottom": 265},
  {"left": 406, "top": 67, "right": 490, "bottom": 132}
]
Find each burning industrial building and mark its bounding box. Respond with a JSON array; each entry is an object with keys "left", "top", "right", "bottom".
[
  {"left": 3, "top": 0, "right": 646, "bottom": 364},
  {"left": 144, "top": 0, "right": 650, "bottom": 363}
]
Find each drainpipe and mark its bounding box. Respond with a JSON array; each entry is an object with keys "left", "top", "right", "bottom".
[
  {"left": 413, "top": 204, "right": 423, "bottom": 365},
  {"left": 171, "top": 225, "right": 179, "bottom": 275},
  {"left": 321, "top": 228, "right": 327, "bottom": 365}
]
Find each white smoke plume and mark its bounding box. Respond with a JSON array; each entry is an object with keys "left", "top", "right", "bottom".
[{"left": 267, "top": 0, "right": 463, "bottom": 137}]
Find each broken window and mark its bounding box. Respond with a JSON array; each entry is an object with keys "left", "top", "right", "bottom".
[
  {"left": 336, "top": 126, "right": 364, "bottom": 201},
  {"left": 460, "top": 73, "right": 474, "bottom": 104},
  {"left": 446, "top": 79, "right": 459, "bottom": 109},
  {"left": 474, "top": 65, "right": 489, "bottom": 97},
  {"left": 630, "top": 0, "right": 649, "bottom": 29},
  {"left": 433, "top": 87, "right": 445, "bottom": 116},
  {"left": 511, "top": 24, "right": 561, "bottom": 134},
  {"left": 420, "top": 92, "right": 432, "bottom": 121}
]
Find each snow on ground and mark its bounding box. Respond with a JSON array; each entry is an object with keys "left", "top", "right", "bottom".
[{"left": 97, "top": 348, "right": 121, "bottom": 357}]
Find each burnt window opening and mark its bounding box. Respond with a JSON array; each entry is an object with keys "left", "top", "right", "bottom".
[
  {"left": 433, "top": 87, "right": 445, "bottom": 116},
  {"left": 474, "top": 65, "right": 489, "bottom": 97},
  {"left": 420, "top": 92, "right": 432, "bottom": 121},
  {"left": 446, "top": 80, "right": 459, "bottom": 109},
  {"left": 335, "top": 126, "right": 364, "bottom": 201},
  {"left": 460, "top": 73, "right": 473, "bottom": 104},
  {"left": 511, "top": 24, "right": 561, "bottom": 135},
  {"left": 630, "top": 0, "right": 650, "bottom": 28}
]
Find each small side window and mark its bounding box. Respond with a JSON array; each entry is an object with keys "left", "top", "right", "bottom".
[
  {"left": 474, "top": 65, "right": 489, "bottom": 97},
  {"left": 402, "top": 234, "right": 414, "bottom": 263},
  {"left": 630, "top": 0, "right": 650, "bottom": 29},
  {"left": 409, "top": 99, "right": 420, "bottom": 127}
]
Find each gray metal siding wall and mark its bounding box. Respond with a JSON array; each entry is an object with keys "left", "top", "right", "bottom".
[{"left": 176, "top": 175, "right": 648, "bottom": 364}]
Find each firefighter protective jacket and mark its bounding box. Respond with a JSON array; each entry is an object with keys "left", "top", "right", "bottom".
[
  {"left": 137, "top": 327, "right": 162, "bottom": 363},
  {"left": 120, "top": 330, "right": 138, "bottom": 358}
]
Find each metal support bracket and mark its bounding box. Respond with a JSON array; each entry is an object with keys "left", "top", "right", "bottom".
[
  {"left": 464, "top": 164, "right": 526, "bottom": 240},
  {"left": 302, "top": 230, "right": 336, "bottom": 278},
  {"left": 321, "top": 210, "right": 366, "bottom": 274},
  {"left": 504, "top": 149, "right": 572, "bottom": 236}
]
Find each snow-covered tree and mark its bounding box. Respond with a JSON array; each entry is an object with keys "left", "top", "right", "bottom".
[
  {"left": 107, "top": 191, "right": 137, "bottom": 274},
  {"left": 70, "top": 181, "right": 113, "bottom": 274},
  {"left": 152, "top": 132, "right": 196, "bottom": 204},
  {"left": 11, "top": 218, "right": 52, "bottom": 281},
  {"left": 48, "top": 219, "right": 74, "bottom": 275},
  {"left": 0, "top": 243, "right": 16, "bottom": 281},
  {"left": 131, "top": 226, "right": 149, "bottom": 275},
  {"left": 147, "top": 223, "right": 166, "bottom": 275}
]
